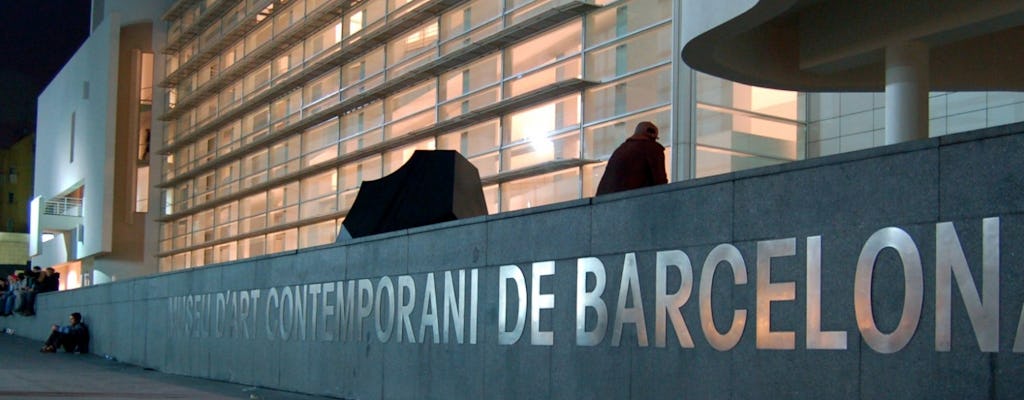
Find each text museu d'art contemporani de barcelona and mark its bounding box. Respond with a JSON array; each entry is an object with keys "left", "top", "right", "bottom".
[{"left": 169, "top": 217, "right": 1023, "bottom": 354}]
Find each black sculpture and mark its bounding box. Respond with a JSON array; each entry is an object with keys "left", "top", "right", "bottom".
[{"left": 339, "top": 150, "right": 488, "bottom": 240}]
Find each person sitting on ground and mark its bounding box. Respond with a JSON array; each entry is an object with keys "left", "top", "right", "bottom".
[
  {"left": 41, "top": 312, "right": 89, "bottom": 354},
  {"left": 595, "top": 121, "right": 668, "bottom": 196}
]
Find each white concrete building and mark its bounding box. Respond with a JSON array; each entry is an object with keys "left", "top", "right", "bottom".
[{"left": 30, "top": 0, "right": 172, "bottom": 286}]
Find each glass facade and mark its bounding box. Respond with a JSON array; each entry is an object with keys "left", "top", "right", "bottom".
[{"left": 156, "top": 0, "right": 805, "bottom": 270}]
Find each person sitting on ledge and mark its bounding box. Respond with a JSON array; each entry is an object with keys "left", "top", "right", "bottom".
[
  {"left": 595, "top": 121, "right": 668, "bottom": 196},
  {"left": 40, "top": 312, "right": 89, "bottom": 354}
]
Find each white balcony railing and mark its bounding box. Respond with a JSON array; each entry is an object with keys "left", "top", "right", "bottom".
[{"left": 43, "top": 198, "right": 83, "bottom": 217}]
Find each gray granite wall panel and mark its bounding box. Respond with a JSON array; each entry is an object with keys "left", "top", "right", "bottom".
[
  {"left": 733, "top": 148, "right": 939, "bottom": 242},
  {"left": 486, "top": 200, "right": 591, "bottom": 266},
  {"left": 406, "top": 219, "right": 488, "bottom": 274},
  {"left": 143, "top": 299, "right": 167, "bottom": 370},
  {"left": 940, "top": 133, "right": 1024, "bottom": 220},
  {"left": 346, "top": 233, "right": 408, "bottom": 279},
  {"left": 591, "top": 181, "right": 734, "bottom": 255},
  {"left": 6, "top": 126, "right": 1024, "bottom": 399}
]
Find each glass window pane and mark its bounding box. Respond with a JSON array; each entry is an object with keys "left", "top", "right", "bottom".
[
  {"left": 339, "top": 103, "right": 382, "bottom": 140},
  {"left": 387, "top": 80, "right": 437, "bottom": 122},
  {"left": 305, "top": 70, "right": 341, "bottom": 106},
  {"left": 342, "top": 48, "right": 385, "bottom": 88},
  {"left": 246, "top": 23, "right": 273, "bottom": 55},
  {"left": 299, "top": 220, "right": 337, "bottom": 248},
  {"left": 501, "top": 131, "right": 579, "bottom": 171},
  {"left": 270, "top": 182, "right": 300, "bottom": 209},
  {"left": 440, "top": 53, "right": 500, "bottom": 101},
  {"left": 440, "top": 0, "right": 502, "bottom": 41},
  {"left": 388, "top": 21, "right": 438, "bottom": 65},
  {"left": 301, "top": 170, "right": 339, "bottom": 201},
  {"left": 506, "top": 21, "right": 580, "bottom": 76},
  {"left": 585, "top": 66, "right": 670, "bottom": 122},
  {"left": 240, "top": 235, "right": 266, "bottom": 258},
  {"left": 504, "top": 57, "right": 581, "bottom": 98},
  {"left": 505, "top": 95, "right": 581, "bottom": 143},
  {"left": 584, "top": 24, "right": 671, "bottom": 81},
  {"left": 585, "top": 0, "right": 672, "bottom": 46},
  {"left": 436, "top": 119, "right": 500, "bottom": 157},
  {"left": 500, "top": 168, "right": 580, "bottom": 211},
  {"left": 267, "top": 229, "right": 298, "bottom": 253}
]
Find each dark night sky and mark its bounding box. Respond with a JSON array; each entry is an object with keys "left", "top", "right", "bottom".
[{"left": 0, "top": 0, "right": 91, "bottom": 148}]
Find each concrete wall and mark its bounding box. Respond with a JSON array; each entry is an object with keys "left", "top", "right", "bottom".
[{"left": 6, "top": 123, "right": 1024, "bottom": 399}]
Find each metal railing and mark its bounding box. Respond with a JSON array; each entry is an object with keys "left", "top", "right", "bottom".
[{"left": 43, "top": 198, "right": 83, "bottom": 217}]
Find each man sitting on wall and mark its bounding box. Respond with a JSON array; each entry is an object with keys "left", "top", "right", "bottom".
[
  {"left": 595, "top": 121, "right": 668, "bottom": 196},
  {"left": 40, "top": 312, "right": 89, "bottom": 354}
]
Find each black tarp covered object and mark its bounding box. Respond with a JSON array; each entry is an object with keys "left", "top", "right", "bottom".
[{"left": 339, "top": 150, "right": 488, "bottom": 240}]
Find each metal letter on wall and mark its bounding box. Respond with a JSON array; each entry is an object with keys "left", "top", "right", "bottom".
[
  {"left": 420, "top": 273, "right": 440, "bottom": 344},
  {"left": 936, "top": 218, "right": 999, "bottom": 352},
  {"left": 700, "top": 244, "right": 748, "bottom": 351},
  {"left": 576, "top": 257, "right": 608, "bottom": 346},
  {"left": 375, "top": 276, "right": 396, "bottom": 343},
  {"left": 357, "top": 279, "right": 374, "bottom": 341},
  {"left": 655, "top": 250, "right": 694, "bottom": 348},
  {"left": 806, "top": 236, "right": 848, "bottom": 349},
  {"left": 531, "top": 261, "right": 555, "bottom": 346},
  {"left": 756, "top": 238, "right": 797, "bottom": 350},
  {"left": 499, "top": 265, "right": 527, "bottom": 345},
  {"left": 612, "top": 253, "right": 649, "bottom": 347},
  {"left": 443, "top": 270, "right": 466, "bottom": 344},
  {"left": 854, "top": 227, "right": 923, "bottom": 354},
  {"left": 396, "top": 275, "right": 417, "bottom": 343}
]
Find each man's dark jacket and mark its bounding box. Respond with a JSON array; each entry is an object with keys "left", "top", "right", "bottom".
[{"left": 595, "top": 133, "right": 668, "bottom": 195}]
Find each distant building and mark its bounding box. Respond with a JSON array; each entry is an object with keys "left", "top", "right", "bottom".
[
  {"left": 0, "top": 133, "right": 34, "bottom": 270},
  {"left": 0, "top": 133, "right": 34, "bottom": 234}
]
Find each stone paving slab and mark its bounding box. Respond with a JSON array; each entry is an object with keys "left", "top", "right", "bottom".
[{"left": 0, "top": 334, "right": 339, "bottom": 400}]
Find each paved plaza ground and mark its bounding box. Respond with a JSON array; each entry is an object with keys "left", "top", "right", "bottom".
[{"left": 0, "top": 333, "right": 336, "bottom": 400}]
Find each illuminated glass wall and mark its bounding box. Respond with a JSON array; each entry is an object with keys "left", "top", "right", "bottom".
[{"left": 156, "top": 0, "right": 803, "bottom": 270}]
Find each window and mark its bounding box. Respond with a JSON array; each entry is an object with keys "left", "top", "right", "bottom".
[
  {"left": 304, "top": 70, "right": 341, "bottom": 106},
  {"left": 584, "top": 66, "right": 671, "bottom": 122},
  {"left": 299, "top": 220, "right": 337, "bottom": 248},
  {"left": 345, "top": 9, "right": 365, "bottom": 37},
  {"left": 387, "top": 21, "right": 438, "bottom": 65},
  {"left": 70, "top": 112, "right": 76, "bottom": 163},
  {"left": 302, "top": 119, "right": 339, "bottom": 167},
  {"left": 585, "top": 0, "right": 672, "bottom": 46},
  {"left": 7, "top": 193, "right": 13, "bottom": 204},
  {"left": 440, "top": 0, "right": 501, "bottom": 42},
  {"left": 136, "top": 166, "right": 149, "bottom": 212},
  {"left": 305, "top": 22, "right": 342, "bottom": 60},
  {"left": 506, "top": 21, "right": 581, "bottom": 76},
  {"left": 584, "top": 24, "right": 671, "bottom": 81},
  {"left": 500, "top": 169, "right": 580, "bottom": 211},
  {"left": 245, "top": 23, "right": 273, "bottom": 55}
]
